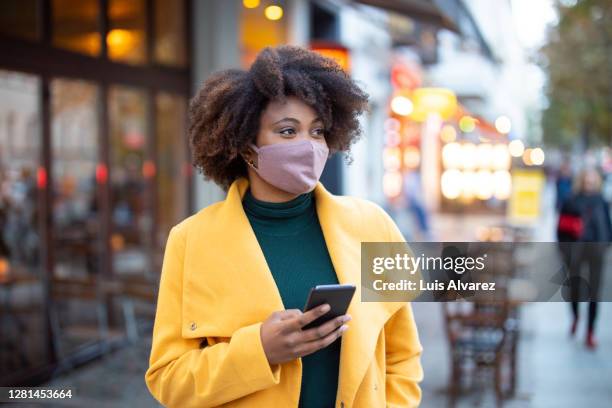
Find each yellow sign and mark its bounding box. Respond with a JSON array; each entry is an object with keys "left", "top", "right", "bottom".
[
  {"left": 507, "top": 169, "right": 545, "bottom": 225},
  {"left": 410, "top": 88, "right": 457, "bottom": 122}
]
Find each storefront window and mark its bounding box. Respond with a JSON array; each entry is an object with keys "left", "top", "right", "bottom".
[
  {"left": 108, "top": 0, "right": 147, "bottom": 65},
  {"left": 1, "top": 0, "right": 190, "bottom": 385},
  {"left": 0, "top": 70, "right": 40, "bottom": 275},
  {"left": 154, "top": 0, "right": 187, "bottom": 67},
  {"left": 0, "top": 69, "right": 48, "bottom": 383},
  {"left": 109, "top": 85, "right": 150, "bottom": 277},
  {"left": 51, "top": 79, "right": 99, "bottom": 279},
  {"left": 0, "top": 0, "right": 39, "bottom": 41},
  {"left": 155, "top": 92, "right": 186, "bottom": 259},
  {"left": 52, "top": 0, "right": 101, "bottom": 57},
  {"left": 240, "top": 2, "right": 287, "bottom": 67}
]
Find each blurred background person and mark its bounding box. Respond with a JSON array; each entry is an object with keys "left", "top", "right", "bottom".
[
  {"left": 555, "top": 160, "right": 574, "bottom": 212},
  {"left": 559, "top": 168, "right": 612, "bottom": 349},
  {"left": 403, "top": 170, "right": 432, "bottom": 241}
]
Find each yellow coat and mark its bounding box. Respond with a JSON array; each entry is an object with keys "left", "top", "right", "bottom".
[{"left": 145, "top": 177, "right": 423, "bottom": 407}]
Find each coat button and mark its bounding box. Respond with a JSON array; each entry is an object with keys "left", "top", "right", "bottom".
[{"left": 189, "top": 322, "right": 197, "bottom": 331}]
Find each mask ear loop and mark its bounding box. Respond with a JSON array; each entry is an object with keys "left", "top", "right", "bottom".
[{"left": 244, "top": 144, "right": 259, "bottom": 169}]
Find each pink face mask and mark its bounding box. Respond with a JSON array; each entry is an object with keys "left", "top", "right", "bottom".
[{"left": 247, "top": 139, "right": 330, "bottom": 195}]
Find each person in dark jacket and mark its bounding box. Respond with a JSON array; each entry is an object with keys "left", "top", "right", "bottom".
[
  {"left": 555, "top": 161, "right": 574, "bottom": 212},
  {"left": 558, "top": 168, "right": 612, "bottom": 349}
]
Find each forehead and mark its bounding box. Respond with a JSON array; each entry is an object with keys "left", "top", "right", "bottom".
[{"left": 261, "top": 96, "right": 319, "bottom": 124}]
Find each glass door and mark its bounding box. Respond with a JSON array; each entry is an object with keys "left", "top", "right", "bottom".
[{"left": 0, "top": 69, "right": 50, "bottom": 384}]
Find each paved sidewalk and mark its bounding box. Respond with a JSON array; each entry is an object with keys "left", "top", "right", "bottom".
[
  {"left": 32, "top": 300, "right": 611, "bottom": 408},
  {"left": 35, "top": 334, "right": 160, "bottom": 408},
  {"left": 413, "top": 301, "right": 612, "bottom": 408}
]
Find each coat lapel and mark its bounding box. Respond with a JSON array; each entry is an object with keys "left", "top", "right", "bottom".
[
  {"left": 314, "top": 183, "right": 402, "bottom": 406},
  {"left": 181, "top": 178, "right": 284, "bottom": 338}
]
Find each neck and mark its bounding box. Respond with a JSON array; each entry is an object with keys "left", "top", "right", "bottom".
[{"left": 247, "top": 170, "right": 300, "bottom": 203}]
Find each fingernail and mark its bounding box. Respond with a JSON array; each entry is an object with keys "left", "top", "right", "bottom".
[
  {"left": 343, "top": 315, "right": 351, "bottom": 322},
  {"left": 321, "top": 304, "right": 330, "bottom": 313},
  {"left": 340, "top": 325, "right": 349, "bottom": 332}
]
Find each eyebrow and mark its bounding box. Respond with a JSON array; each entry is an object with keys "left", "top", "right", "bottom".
[{"left": 272, "top": 117, "right": 323, "bottom": 126}]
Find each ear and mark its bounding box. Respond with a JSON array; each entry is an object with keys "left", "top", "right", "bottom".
[{"left": 241, "top": 146, "right": 258, "bottom": 169}]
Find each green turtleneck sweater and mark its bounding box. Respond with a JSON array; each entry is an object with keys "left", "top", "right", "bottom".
[{"left": 242, "top": 188, "right": 341, "bottom": 408}]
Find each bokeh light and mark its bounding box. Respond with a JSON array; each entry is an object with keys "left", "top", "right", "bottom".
[
  {"left": 460, "top": 143, "right": 477, "bottom": 170},
  {"left": 461, "top": 170, "right": 477, "bottom": 199},
  {"left": 459, "top": 116, "right": 477, "bottom": 133},
  {"left": 440, "top": 124, "right": 457, "bottom": 143},
  {"left": 522, "top": 148, "right": 533, "bottom": 166},
  {"left": 441, "top": 169, "right": 463, "bottom": 199},
  {"left": 442, "top": 142, "right": 462, "bottom": 169},
  {"left": 530, "top": 147, "right": 545, "bottom": 165},
  {"left": 475, "top": 170, "right": 494, "bottom": 200},
  {"left": 384, "top": 117, "right": 401, "bottom": 133},
  {"left": 383, "top": 171, "right": 403, "bottom": 198},
  {"left": 493, "top": 170, "right": 512, "bottom": 199},
  {"left": 403, "top": 146, "right": 421, "bottom": 168},
  {"left": 385, "top": 131, "right": 401, "bottom": 147},
  {"left": 390, "top": 95, "right": 414, "bottom": 116},
  {"left": 264, "top": 5, "right": 283, "bottom": 20},
  {"left": 495, "top": 115, "right": 512, "bottom": 134},
  {"left": 476, "top": 143, "right": 493, "bottom": 168},
  {"left": 243, "top": 0, "right": 260, "bottom": 8},
  {"left": 383, "top": 147, "right": 402, "bottom": 171},
  {"left": 492, "top": 144, "right": 511, "bottom": 170},
  {"left": 509, "top": 139, "right": 525, "bottom": 157}
]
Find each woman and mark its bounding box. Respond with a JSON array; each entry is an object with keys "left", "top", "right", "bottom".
[
  {"left": 559, "top": 168, "right": 612, "bottom": 349},
  {"left": 145, "top": 46, "right": 423, "bottom": 407}
]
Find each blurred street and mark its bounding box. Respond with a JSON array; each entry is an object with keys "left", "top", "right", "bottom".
[
  {"left": 36, "top": 299, "right": 612, "bottom": 407},
  {"left": 1, "top": 0, "right": 611, "bottom": 406},
  {"left": 36, "top": 183, "right": 612, "bottom": 408}
]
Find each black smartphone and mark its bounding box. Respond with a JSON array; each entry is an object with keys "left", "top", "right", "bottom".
[{"left": 302, "top": 284, "right": 356, "bottom": 330}]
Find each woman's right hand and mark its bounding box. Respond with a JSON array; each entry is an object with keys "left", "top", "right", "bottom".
[{"left": 260, "top": 304, "right": 351, "bottom": 365}]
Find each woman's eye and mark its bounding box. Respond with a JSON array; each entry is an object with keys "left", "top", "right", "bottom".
[
  {"left": 312, "top": 128, "right": 325, "bottom": 137},
  {"left": 279, "top": 128, "right": 296, "bottom": 136}
]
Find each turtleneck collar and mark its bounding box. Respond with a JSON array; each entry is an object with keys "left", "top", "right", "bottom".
[{"left": 242, "top": 189, "right": 316, "bottom": 235}]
